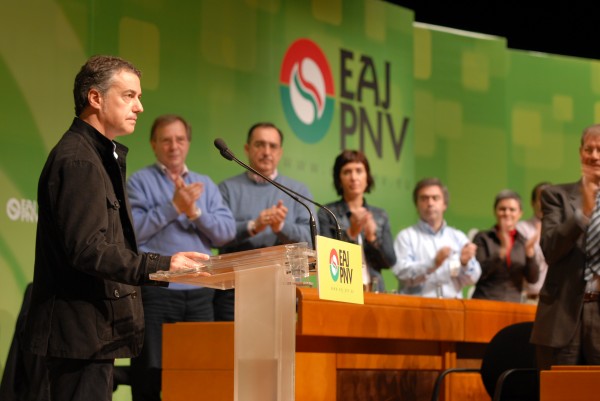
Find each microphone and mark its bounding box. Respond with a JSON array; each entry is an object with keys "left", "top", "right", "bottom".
[
  {"left": 214, "top": 138, "right": 343, "bottom": 247},
  {"left": 214, "top": 138, "right": 317, "bottom": 249},
  {"left": 215, "top": 138, "right": 235, "bottom": 161}
]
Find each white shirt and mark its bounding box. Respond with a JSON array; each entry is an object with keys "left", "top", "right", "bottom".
[{"left": 393, "top": 220, "right": 482, "bottom": 298}]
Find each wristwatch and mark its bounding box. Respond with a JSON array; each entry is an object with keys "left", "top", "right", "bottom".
[{"left": 188, "top": 207, "right": 202, "bottom": 220}]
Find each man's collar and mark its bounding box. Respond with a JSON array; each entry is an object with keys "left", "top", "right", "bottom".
[
  {"left": 246, "top": 169, "right": 278, "bottom": 184},
  {"left": 418, "top": 218, "right": 447, "bottom": 234},
  {"left": 156, "top": 162, "right": 189, "bottom": 177}
]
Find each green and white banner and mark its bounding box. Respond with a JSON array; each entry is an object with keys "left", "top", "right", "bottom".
[
  {"left": 2, "top": 3, "right": 600, "bottom": 395},
  {"left": 0, "top": 1, "right": 413, "bottom": 388}
]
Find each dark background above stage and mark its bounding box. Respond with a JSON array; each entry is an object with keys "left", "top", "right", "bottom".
[{"left": 387, "top": 1, "right": 600, "bottom": 60}]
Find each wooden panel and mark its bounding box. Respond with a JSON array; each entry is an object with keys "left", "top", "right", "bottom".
[
  {"left": 337, "top": 370, "right": 438, "bottom": 401},
  {"left": 550, "top": 365, "right": 600, "bottom": 370},
  {"left": 297, "top": 336, "right": 443, "bottom": 356},
  {"left": 541, "top": 369, "right": 600, "bottom": 401},
  {"left": 296, "top": 352, "right": 336, "bottom": 401},
  {"left": 163, "top": 322, "right": 234, "bottom": 370},
  {"left": 297, "top": 288, "right": 464, "bottom": 341},
  {"left": 463, "top": 298, "right": 536, "bottom": 343},
  {"left": 162, "top": 292, "right": 537, "bottom": 401},
  {"left": 449, "top": 374, "right": 487, "bottom": 401},
  {"left": 337, "top": 353, "right": 442, "bottom": 370},
  {"left": 162, "top": 370, "right": 233, "bottom": 401}
]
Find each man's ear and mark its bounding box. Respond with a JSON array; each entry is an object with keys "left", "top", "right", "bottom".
[{"left": 87, "top": 88, "right": 102, "bottom": 110}]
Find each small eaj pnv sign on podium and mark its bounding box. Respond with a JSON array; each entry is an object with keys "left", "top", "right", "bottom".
[{"left": 315, "top": 235, "right": 364, "bottom": 304}]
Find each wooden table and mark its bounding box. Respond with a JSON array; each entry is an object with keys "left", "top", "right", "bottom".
[
  {"left": 163, "top": 288, "right": 536, "bottom": 401},
  {"left": 540, "top": 365, "right": 600, "bottom": 401}
]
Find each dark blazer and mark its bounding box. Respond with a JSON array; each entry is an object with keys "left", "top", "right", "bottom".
[
  {"left": 531, "top": 182, "right": 587, "bottom": 348},
  {"left": 23, "top": 118, "right": 170, "bottom": 360},
  {"left": 471, "top": 227, "right": 539, "bottom": 302},
  {"left": 317, "top": 199, "right": 396, "bottom": 273}
]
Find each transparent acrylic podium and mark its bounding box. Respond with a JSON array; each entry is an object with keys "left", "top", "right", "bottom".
[{"left": 150, "top": 243, "right": 315, "bottom": 401}]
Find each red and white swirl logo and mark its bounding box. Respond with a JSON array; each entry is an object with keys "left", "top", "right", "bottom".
[{"left": 279, "top": 38, "right": 334, "bottom": 144}]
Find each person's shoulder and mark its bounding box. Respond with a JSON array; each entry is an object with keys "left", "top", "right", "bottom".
[
  {"left": 188, "top": 170, "right": 217, "bottom": 185},
  {"left": 321, "top": 199, "right": 341, "bottom": 208},
  {"left": 366, "top": 203, "right": 387, "bottom": 214},
  {"left": 128, "top": 165, "right": 157, "bottom": 181},
  {"left": 279, "top": 174, "right": 307, "bottom": 185},
  {"left": 472, "top": 228, "right": 494, "bottom": 240},
  {"left": 397, "top": 223, "right": 419, "bottom": 236},
  {"left": 319, "top": 200, "right": 343, "bottom": 214},
  {"left": 516, "top": 217, "right": 535, "bottom": 230},
  {"left": 218, "top": 172, "right": 246, "bottom": 186},
  {"left": 444, "top": 224, "right": 469, "bottom": 237},
  {"left": 541, "top": 182, "right": 578, "bottom": 201},
  {"left": 278, "top": 174, "right": 311, "bottom": 192},
  {"left": 548, "top": 182, "right": 578, "bottom": 193},
  {"left": 50, "top": 129, "right": 97, "bottom": 165}
]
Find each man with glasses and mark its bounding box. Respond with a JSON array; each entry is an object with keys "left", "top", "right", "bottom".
[
  {"left": 216, "top": 122, "right": 315, "bottom": 317},
  {"left": 532, "top": 124, "right": 600, "bottom": 368}
]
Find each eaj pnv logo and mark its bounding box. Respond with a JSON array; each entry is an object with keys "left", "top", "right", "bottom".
[
  {"left": 329, "top": 248, "right": 340, "bottom": 282},
  {"left": 280, "top": 38, "right": 334, "bottom": 144}
]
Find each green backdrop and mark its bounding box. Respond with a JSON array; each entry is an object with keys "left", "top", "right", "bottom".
[{"left": 1, "top": 2, "right": 599, "bottom": 399}]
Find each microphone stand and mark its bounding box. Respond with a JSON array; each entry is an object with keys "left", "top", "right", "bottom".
[{"left": 214, "top": 139, "right": 318, "bottom": 250}]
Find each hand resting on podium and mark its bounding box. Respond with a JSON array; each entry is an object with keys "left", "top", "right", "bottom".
[{"left": 168, "top": 252, "right": 211, "bottom": 275}]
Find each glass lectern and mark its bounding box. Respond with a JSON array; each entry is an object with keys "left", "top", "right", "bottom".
[{"left": 150, "top": 243, "right": 315, "bottom": 401}]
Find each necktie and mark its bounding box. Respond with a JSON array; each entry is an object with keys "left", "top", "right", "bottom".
[{"left": 585, "top": 192, "right": 600, "bottom": 281}]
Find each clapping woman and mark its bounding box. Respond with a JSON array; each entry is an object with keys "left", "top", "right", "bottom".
[
  {"left": 471, "top": 190, "right": 539, "bottom": 302},
  {"left": 318, "top": 150, "right": 396, "bottom": 292}
]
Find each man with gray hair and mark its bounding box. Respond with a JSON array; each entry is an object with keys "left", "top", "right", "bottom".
[
  {"left": 127, "top": 114, "right": 235, "bottom": 401},
  {"left": 22, "top": 56, "right": 207, "bottom": 401},
  {"left": 532, "top": 124, "right": 600, "bottom": 369}
]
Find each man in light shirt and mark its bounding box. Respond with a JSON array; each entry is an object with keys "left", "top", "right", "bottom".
[{"left": 393, "top": 178, "right": 481, "bottom": 298}]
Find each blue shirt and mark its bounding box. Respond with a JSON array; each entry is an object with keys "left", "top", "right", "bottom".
[
  {"left": 127, "top": 164, "right": 236, "bottom": 289},
  {"left": 393, "top": 220, "right": 481, "bottom": 298},
  {"left": 218, "top": 172, "right": 315, "bottom": 253}
]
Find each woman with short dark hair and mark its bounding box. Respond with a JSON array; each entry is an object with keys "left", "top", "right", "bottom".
[
  {"left": 471, "top": 190, "right": 540, "bottom": 302},
  {"left": 318, "top": 150, "right": 396, "bottom": 292}
]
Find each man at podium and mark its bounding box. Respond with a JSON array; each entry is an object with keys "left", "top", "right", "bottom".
[{"left": 22, "top": 55, "right": 208, "bottom": 401}]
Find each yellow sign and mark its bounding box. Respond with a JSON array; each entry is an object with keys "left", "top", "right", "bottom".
[{"left": 316, "top": 235, "right": 364, "bottom": 304}]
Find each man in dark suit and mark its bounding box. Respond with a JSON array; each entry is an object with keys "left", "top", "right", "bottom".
[
  {"left": 22, "top": 55, "right": 208, "bottom": 401},
  {"left": 531, "top": 124, "right": 600, "bottom": 369}
]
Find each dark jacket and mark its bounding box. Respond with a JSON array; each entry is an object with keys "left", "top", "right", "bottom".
[
  {"left": 531, "top": 182, "right": 588, "bottom": 348},
  {"left": 472, "top": 227, "right": 539, "bottom": 302},
  {"left": 23, "top": 118, "right": 170, "bottom": 360},
  {"left": 318, "top": 198, "right": 396, "bottom": 273}
]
